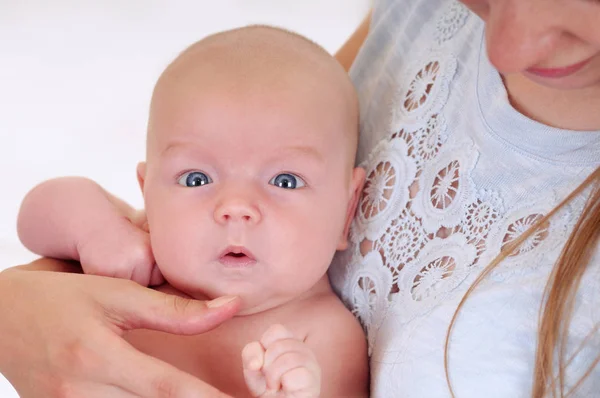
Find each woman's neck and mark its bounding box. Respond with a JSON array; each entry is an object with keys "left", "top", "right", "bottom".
[{"left": 503, "top": 73, "right": 600, "bottom": 131}]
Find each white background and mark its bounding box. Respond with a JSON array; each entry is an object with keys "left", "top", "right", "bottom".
[{"left": 0, "top": 1, "right": 370, "bottom": 396}]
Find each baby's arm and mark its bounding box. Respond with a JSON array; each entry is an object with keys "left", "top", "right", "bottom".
[
  {"left": 242, "top": 298, "right": 369, "bottom": 397},
  {"left": 17, "top": 177, "right": 161, "bottom": 286},
  {"left": 302, "top": 298, "right": 370, "bottom": 397}
]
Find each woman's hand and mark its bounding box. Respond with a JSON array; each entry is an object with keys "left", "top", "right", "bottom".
[{"left": 0, "top": 258, "right": 240, "bottom": 398}]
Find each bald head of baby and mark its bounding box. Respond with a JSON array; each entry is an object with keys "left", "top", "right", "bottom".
[
  {"left": 138, "top": 27, "right": 365, "bottom": 311},
  {"left": 145, "top": 25, "right": 359, "bottom": 170}
]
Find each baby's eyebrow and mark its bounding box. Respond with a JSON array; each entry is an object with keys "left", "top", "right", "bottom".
[
  {"left": 160, "top": 141, "right": 323, "bottom": 164},
  {"left": 280, "top": 145, "right": 324, "bottom": 163},
  {"left": 161, "top": 142, "right": 201, "bottom": 158}
]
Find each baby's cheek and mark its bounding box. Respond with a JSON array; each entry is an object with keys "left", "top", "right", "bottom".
[
  {"left": 151, "top": 238, "right": 196, "bottom": 294},
  {"left": 149, "top": 223, "right": 184, "bottom": 269}
]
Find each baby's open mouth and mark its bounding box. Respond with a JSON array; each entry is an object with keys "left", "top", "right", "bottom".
[
  {"left": 219, "top": 246, "right": 256, "bottom": 267},
  {"left": 226, "top": 252, "right": 247, "bottom": 258}
]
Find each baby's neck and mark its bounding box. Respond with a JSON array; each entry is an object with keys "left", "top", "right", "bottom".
[{"left": 155, "top": 274, "right": 334, "bottom": 319}]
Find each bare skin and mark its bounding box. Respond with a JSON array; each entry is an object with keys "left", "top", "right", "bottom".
[
  {"left": 16, "top": 26, "right": 369, "bottom": 397},
  {"left": 125, "top": 279, "right": 367, "bottom": 397}
]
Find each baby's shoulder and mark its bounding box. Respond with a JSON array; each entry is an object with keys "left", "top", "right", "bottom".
[
  {"left": 302, "top": 291, "right": 364, "bottom": 338},
  {"left": 280, "top": 289, "right": 355, "bottom": 329},
  {"left": 277, "top": 291, "right": 368, "bottom": 359},
  {"left": 297, "top": 292, "right": 370, "bottom": 395}
]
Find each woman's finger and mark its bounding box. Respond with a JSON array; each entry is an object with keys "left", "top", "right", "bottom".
[{"left": 95, "top": 278, "right": 241, "bottom": 335}]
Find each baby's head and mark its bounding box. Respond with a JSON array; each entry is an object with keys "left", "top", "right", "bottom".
[{"left": 137, "top": 26, "right": 365, "bottom": 314}]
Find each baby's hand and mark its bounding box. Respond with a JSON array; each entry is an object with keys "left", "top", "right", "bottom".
[
  {"left": 77, "top": 212, "right": 163, "bottom": 286},
  {"left": 242, "top": 324, "right": 321, "bottom": 398}
]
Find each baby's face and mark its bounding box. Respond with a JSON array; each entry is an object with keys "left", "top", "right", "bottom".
[{"left": 140, "top": 64, "right": 362, "bottom": 314}]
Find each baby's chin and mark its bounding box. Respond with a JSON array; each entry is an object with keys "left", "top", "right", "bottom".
[
  {"left": 153, "top": 281, "right": 288, "bottom": 317},
  {"left": 205, "top": 290, "right": 294, "bottom": 317},
  {"left": 233, "top": 297, "right": 292, "bottom": 317}
]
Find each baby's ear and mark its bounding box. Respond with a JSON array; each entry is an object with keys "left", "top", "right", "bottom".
[
  {"left": 136, "top": 162, "right": 147, "bottom": 193},
  {"left": 337, "top": 167, "right": 366, "bottom": 250}
]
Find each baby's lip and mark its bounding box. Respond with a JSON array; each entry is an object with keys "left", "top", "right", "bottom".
[
  {"left": 218, "top": 246, "right": 257, "bottom": 267},
  {"left": 220, "top": 245, "right": 255, "bottom": 259}
]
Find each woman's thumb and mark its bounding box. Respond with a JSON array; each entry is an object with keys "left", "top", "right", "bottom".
[{"left": 104, "top": 284, "right": 241, "bottom": 335}]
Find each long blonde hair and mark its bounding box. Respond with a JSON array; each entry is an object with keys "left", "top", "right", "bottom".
[{"left": 445, "top": 166, "right": 600, "bottom": 397}]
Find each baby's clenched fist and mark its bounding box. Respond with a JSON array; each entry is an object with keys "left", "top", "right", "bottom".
[
  {"left": 78, "top": 212, "right": 163, "bottom": 286},
  {"left": 242, "top": 324, "right": 321, "bottom": 398}
]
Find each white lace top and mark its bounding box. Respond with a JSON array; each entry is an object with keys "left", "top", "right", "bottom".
[{"left": 328, "top": 1, "right": 600, "bottom": 396}]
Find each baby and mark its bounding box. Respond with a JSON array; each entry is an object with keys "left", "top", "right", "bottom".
[{"left": 17, "top": 26, "right": 368, "bottom": 397}]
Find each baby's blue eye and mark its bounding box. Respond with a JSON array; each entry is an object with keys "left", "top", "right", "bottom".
[
  {"left": 269, "top": 173, "right": 306, "bottom": 189},
  {"left": 178, "top": 171, "right": 212, "bottom": 187}
]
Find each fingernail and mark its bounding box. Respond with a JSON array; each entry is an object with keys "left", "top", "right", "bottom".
[{"left": 207, "top": 295, "right": 237, "bottom": 308}]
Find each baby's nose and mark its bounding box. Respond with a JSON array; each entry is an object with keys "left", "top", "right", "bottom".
[{"left": 214, "top": 198, "right": 261, "bottom": 225}]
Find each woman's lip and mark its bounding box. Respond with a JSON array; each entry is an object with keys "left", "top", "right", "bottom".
[{"left": 526, "top": 58, "right": 592, "bottom": 79}]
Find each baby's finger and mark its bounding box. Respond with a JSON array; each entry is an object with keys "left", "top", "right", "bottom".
[
  {"left": 243, "top": 368, "right": 268, "bottom": 397},
  {"left": 280, "top": 367, "right": 320, "bottom": 397},
  {"left": 262, "top": 349, "right": 319, "bottom": 392},
  {"left": 263, "top": 338, "right": 311, "bottom": 370},
  {"left": 260, "top": 324, "right": 295, "bottom": 349},
  {"left": 242, "top": 341, "right": 265, "bottom": 371},
  {"left": 242, "top": 342, "right": 267, "bottom": 396}
]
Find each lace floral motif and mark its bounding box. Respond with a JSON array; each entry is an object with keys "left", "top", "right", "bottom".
[
  {"left": 355, "top": 139, "right": 418, "bottom": 241},
  {"left": 392, "top": 114, "right": 449, "bottom": 168},
  {"left": 503, "top": 213, "right": 548, "bottom": 255},
  {"left": 394, "top": 234, "right": 477, "bottom": 322},
  {"left": 370, "top": 209, "right": 428, "bottom": 285},
  {"left": 481, "top": 199, "right": 572, "bottom": 282},
  {"left": 462, "top": 189, "right": 504, "bottom": 242},
  {"left": 414, "top": 115, "right": 448, "bottom": 166},
  {"left": 435, "top": 1, "right": 470, "bottom": 44},
  {"left": 391, "top": 51, "right": 457, "bottom": 127},
  {"left": 343, "top": 46, "right": 470, "bottom": 330},
  {"left": 411, "top": 143, "right": 479, "bottom": 233},
  {"left": 344, "top": 251, "right": 394, "bottom": 355}
]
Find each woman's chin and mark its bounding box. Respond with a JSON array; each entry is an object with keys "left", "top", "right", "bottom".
[{"left": 522, "top": 69, "right": 600, "bottom": 91}]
